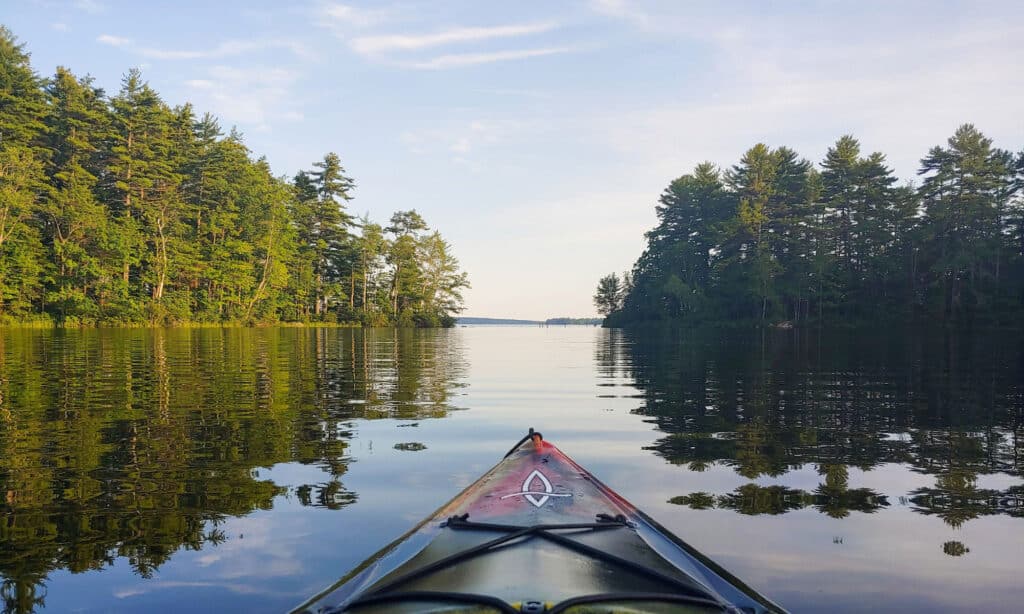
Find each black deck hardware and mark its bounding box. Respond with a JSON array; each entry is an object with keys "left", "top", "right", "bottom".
[{"left": 336, "top": 513, "right": 727, "bottom": 613}]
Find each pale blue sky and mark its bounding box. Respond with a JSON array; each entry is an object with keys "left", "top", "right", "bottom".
[{"left": 7, "top": 1, "right": 1024, "bottom": 318}]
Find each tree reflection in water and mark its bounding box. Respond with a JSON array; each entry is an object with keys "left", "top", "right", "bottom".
[
  {"left": 0, "top": 328, "right": 466, "bottom": 612},
  {"left": 599, "top": 327, "right": 1024, "bottom": 527}
]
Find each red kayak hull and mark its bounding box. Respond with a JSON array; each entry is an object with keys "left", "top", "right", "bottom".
[{"left": 296, "top": 433, "right": 784, "bottom": 613}]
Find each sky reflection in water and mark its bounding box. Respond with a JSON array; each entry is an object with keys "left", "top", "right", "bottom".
[{"left": 0, "top": 326, "right": 1022, "bottom": 612}]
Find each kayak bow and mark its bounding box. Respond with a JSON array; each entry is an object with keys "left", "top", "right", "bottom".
[{"left": 295, "top": 429, "right": 785, "bottom": 614}]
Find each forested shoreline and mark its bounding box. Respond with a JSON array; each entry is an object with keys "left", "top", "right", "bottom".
[
  {"left": 0, "top": 27, "right": 468, "bottom": 327},
  {"left": 597, "top": 126, "right": 1024, "bottom": 327}
]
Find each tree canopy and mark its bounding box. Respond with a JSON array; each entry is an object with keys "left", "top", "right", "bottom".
[
  {"left": 0, "top": 26, "right": 468, "bottom": 327},
  {"left": 603, "top": 127, "right": 1024, "bottom": 327}
]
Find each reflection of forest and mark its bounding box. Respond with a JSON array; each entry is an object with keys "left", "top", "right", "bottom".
[
  {"left": 598, "top": 327, "right": 1024, "bottom": 523},
  {"left": 670, "top": 465, "right": 889, "bottom": 518},
  {"left": 0, "top": 328, "right": 465, "bottom": 612}
]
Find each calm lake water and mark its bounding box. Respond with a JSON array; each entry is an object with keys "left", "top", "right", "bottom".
[{"left": 1, "top": 325, "right": 1022, "bottom": 613}]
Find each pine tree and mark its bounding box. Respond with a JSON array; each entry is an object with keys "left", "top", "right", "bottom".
[
  {"left": 307, "top": 152, "right": 355, "bottom": 318},
  {"left": 385, "top": 210, "right": 426, "bottom": 321},
  {"left": 919, "top": 124, "right": 1017, "bottom": 319},
  {"left": 106, "top": 69, "right": 182, "bottom": 313},
  {"left": 721, "top": 144, "right": 781, "bottom": 322},
  {"left": 0, "top": 26, "right": 48, "bottom": 318},
  {"left": 0, "top": 26, "right": 47, "bottom": 147},
  {"left": 626, "top": 162, "right": 730, "bottom": 320},
  {"left": 355, "top": 218, "right": 386, "bottom": 323},
  {"left": 820, "top": 136, "right": 904, "bottom": 317},
  {"left": 0, "top": 26, "right": 468, "bottom": 327},
  {"left": 41, "top": 67, "right": 111, "bottom": 319}
]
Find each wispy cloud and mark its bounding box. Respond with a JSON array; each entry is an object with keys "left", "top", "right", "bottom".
[
  {"left": 317, "top": 2, "right": 388, "bottom": 29},
  {"left": 183, "top": 65, "right": 305, "bottom": 131},
  {"left": 96, "top": 35, "right": 316, "bottom": 61},
  {"left": 143, "top": 40, "right": 316, "bottom": 61},
  {"left": 351, "top": 22, "right": 558, "bottom": 55},
  {"left": 405, "top": 46, "right": 575, "bottom": 70},
  {"left": 584, "top": 9, "right": 1024, "bottom": 181},
  {"left": 400, "top": 119, "right": 522, "bottom": 162},
  {"left": 183, "top": 79, "right": 215, "bottom": 89},
  {"left": 51, "top": 22, "right": 70, "bottom": 32},
  {"left": 73, "top": 0, "right": 105, "bottom": 13},
  {"left": 343, "top": 20, "right": 571, "bottom": 70},
  {"left": 97, "top": 33, "right": 130, "bottom": 47},
  {"left": 483, "top": 88, "right": 554, "bottom": 100},
  {"left": 589, "top": 0, "right": 657, "bottom": 30}
]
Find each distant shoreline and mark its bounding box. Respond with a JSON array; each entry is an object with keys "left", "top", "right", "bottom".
[{"left": 457, "top": 317, "right": 602, "bottom": 326}]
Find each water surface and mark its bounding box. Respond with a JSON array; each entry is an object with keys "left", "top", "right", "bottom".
[{"left": 0, "top": 326, "right": 1022, "bottom": 613}]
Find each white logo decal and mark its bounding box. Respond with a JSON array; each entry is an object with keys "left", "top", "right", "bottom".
[{"left": 500, "top": 469, "right": 572, "bottom": 508}]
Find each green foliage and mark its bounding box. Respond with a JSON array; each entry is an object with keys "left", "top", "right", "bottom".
[
  {"left": 593, "top": 273, "right": 622, "bottom": 316},
  {"left": 605, "top": 126, "right": 1023, "bottom": 327},
  {"left": 0, "top": 27, "right": 467, "bottom": 328}
]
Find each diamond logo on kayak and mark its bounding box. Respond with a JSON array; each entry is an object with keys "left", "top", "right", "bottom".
[{"left": 500, "top": 469, "right": 572, "bottom": 508}]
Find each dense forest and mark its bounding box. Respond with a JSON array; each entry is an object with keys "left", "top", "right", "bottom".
[
  {"left": 0, "top": 27, "right": 468, "bottom": 327},
  {"left": 596, "top": 126, "right": 1024, "bottom": 327}
]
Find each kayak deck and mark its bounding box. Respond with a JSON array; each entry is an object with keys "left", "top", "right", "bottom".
[{"left": 296, "top": 430, "right": 783, "bottom": 613}]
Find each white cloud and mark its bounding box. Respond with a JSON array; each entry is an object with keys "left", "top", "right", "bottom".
[
  {"left": 351, "top": 22, "right": 558, "bottom": 55},
  {"left": 405, "top": 46, "right": 575, "bottom": 70},
  {"left": 51, "top": 22, "right": 70, "bottom": 32},
  {"left": 95, "top": 37, "right": 316, "bottom": 61},
  {"left": 183, "top": 65, "right": 304, "bottom": 130},
  {"left": 74, "top": 0, "right": 105, "bottom": 13},
  {"left": 317, "top": 2, "right": 387, "bottom": 29},
  {"left": 400, "top": 119, "right": 521, "bottom": 156},
  {"left": 451, "top": 4, "right": 1024, "bottom": 317},
  {"left": 580, "top": 4, "right": 1024, "bottom": 181},
  {"left": 97, "top": 34, "right": 131, "bottom": 47},
  {"left": 589, "top": 0, "right": 657, "bottom": 30},
  {"left": 153, "top": 39, "right": 315, "bottom": 61},
  {"left": 483, "top": 88, "right": 554, "bottom": 99}
]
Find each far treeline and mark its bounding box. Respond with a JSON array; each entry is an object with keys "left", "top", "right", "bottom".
[
  {"left": 0, "top": 26, "right": 468, "bottom": 327},
  {"left": 596, "top": 125, "right": 1024, "bottom": 327}
]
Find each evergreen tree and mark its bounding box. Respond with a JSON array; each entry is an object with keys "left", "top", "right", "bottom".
[
  {"left": 385, "top": 210, "right": 426, "bottom": 322},
  {"left": 625, "top": 162, "right": 729, "bottom": 320},
  {"left": 41, "top": 67, "right": 111, "bottom": 319},
  {"left": 0, "top": 26, "right": 46, "bottom": 147},
  {"left": 719, "top": 144, "right": 783, "bottom": 322},
  {"left": 306, "top": 152, "right": 355, "bottom": 318},
  {"left": 918, "top": 124, "right": 1017, "bottom": 319},
  {"left": 355, "top": 218, "right": 387, "bottom": 324},
  {"left": 0, "top": 27, "right": 48, "bottom": 318},
  {"left": 820, "top": 137, "right": 905, "bottom": 317},
  {"left": 105, "top": 69, "right": 182, "bottom": 315},
  {"left": 0, "top": 27, "right": 470, "bottom": 327},
  {"left": 609, "top": 126, "right": 1021, "bottom": 328}
]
